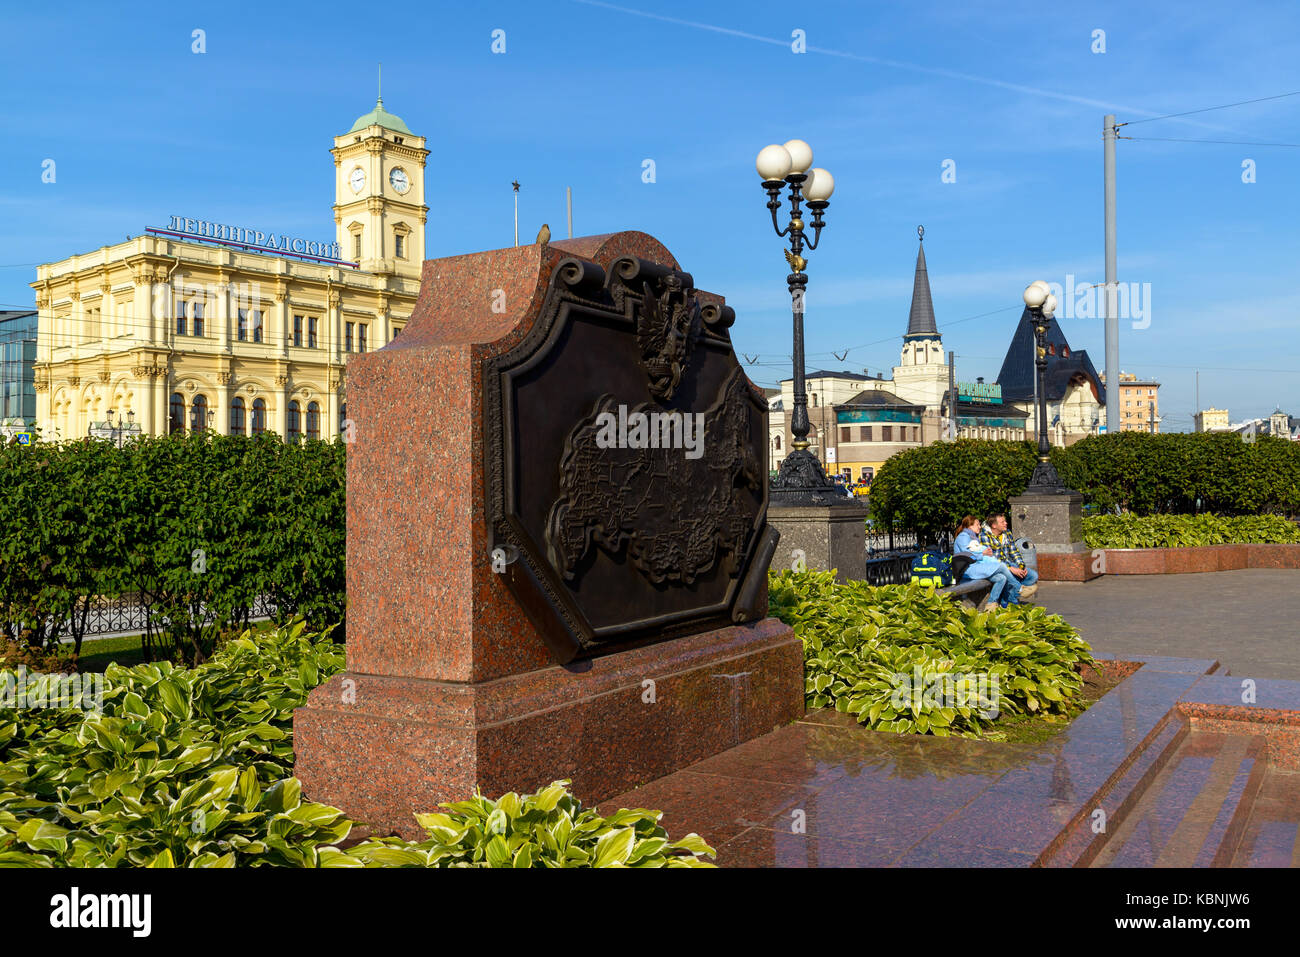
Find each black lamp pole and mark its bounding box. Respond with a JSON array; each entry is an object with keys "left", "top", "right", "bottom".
[
  {"left": 1022, "top": 285, "right": 1073, "bottom": 494},
  {"left": 759, "top": 141, "right": 845, "bottom": 507}
]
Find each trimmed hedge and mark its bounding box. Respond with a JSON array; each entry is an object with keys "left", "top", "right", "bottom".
[
  {"left": 869, "top": 432, "right": 1300, "bottom": 535},
  {"left": 1054, "top": 431, "right": 1300, "bottom": 516},
  {"left": 0, "top": 433, "right": 345, "bottom": 664},
  {"left": 1082, "top": 513, "right": 1300, "bottom": 549},
  {"left": 866, "top": 439, "right": 1036, "bottom": 535}
]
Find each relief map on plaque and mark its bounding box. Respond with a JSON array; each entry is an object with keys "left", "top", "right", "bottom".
[{"left": 545, "top": 366, "right": 762, "bottom": 586}]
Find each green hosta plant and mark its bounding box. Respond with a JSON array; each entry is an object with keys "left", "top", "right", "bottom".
[
  {"left": 0, "top": 622, "right": 713, "bottom": 867},
  {"left": 0, "top": 621, "right": 352, "bottom": 867},
  {"left": 1083, "top": 513, "right": 1300, "bottom": 549},
  {"left": 768, "top": 571, "right": 1094, "bottom": 737},
  {"left": 327, "top": 782, "right": 715, "bottom": 868}
]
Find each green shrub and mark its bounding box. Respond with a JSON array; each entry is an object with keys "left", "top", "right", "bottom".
[
  {"left": 330, "top": 784, "right": 714, "bottom": 868},
  {"left": 0, "top": 621, "right": 349, "bottom": 866},
  {"left": 1082, "top": 513, "right": 1300, "bottom": 548},
  {"left": 1056, "top": 431, "right": 1300, "bottom": 516},
  {"left": 0, "top": 623, "right": 712, "bottom": 868},
  {"left": 868, "top": 433, "right": 1300, "bottom": 533},
  {"left": 0, "top": 433, "right": 346, "bottom": 664},
  {"left": 867, "top": 439, "right": 1037, "bottom": 536},
  {"left": 768, "top": 571, "right": 1094, "bottom": 737}
]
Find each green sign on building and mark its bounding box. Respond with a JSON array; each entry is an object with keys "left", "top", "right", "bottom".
[{"left": 956, "top": 381, "right": 1002, "bottom": 404}]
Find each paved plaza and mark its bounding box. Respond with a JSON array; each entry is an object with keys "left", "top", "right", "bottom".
[
  {"left": 1037, "top": 569, "right": 1300, "bottom": 681},
  {"left": 600, "top": 568, "right": 1300, "bottom": 867}
]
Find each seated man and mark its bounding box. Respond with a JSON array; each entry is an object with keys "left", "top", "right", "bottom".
[
  {"left": 953, "top": 515, "right": 1022, "bottom": 610},
  {"left": 979, "top": 512, "right": 1039, "bottom": 600}
]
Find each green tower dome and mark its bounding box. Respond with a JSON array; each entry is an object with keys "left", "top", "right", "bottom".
[{"left": 348, "top": 97, "right": 412, "bottom": 135}]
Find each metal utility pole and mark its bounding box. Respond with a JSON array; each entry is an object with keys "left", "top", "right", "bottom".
[
  {"left": 512, "top": 180, "right": 520, "bottom": 247},
  {"left": 947, "top": 350, "right": 956, "bottom": 438},
  {"left": 566, "top": 187, "right": 573, "bottom": 239},
  {"left": 1149, "top": 402, "right": 1155, "bottom": 434},
  {"left": 1103, "top": 115, "right": 1120, "bottom": 434}
]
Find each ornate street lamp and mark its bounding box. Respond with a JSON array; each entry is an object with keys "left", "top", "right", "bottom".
[
  {"left": 1021, "top": 281, "right": 1074, "bottom": 493},
  {"left": 756, "top": 139, "right": 846, "bottom": 506},
  {"left": 102, "top": 408, "right": 136, "bottom": 448}
]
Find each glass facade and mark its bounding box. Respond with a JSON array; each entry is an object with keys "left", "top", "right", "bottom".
[{"left": 0, "top": 311, "right": 38, "bottom": 425}]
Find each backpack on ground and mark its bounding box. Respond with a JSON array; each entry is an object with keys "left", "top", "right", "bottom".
[{"left": 909, "top": 550, "right": 953, "bottom": 587}]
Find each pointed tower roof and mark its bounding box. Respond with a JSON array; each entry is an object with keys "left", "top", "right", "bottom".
[
  {"left": 904, "top": 225, "right": 939, "bottom": 340},
  {"left": 996, "top": 307, "right": 1106, "bottom": 406}
]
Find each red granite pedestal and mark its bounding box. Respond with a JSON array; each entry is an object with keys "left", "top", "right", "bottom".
[
  {"left": 292, "top": 231, "right": 804, "bottom": 837},
  {"left": 295, "top": 619, "right": 803, "bottom": 837}
]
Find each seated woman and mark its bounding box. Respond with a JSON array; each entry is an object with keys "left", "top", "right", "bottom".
[{"left": 953, "top": 515, "right": 1022, "bottom": 610}]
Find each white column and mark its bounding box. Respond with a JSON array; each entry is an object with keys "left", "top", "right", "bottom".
[
  {"left": 156, "top": 371, "right": 169, "bottom": 436},
  {"left": 219, "top": 278, "right": 232, "bottom": 352},
  {"left": 278, "top": 293, "right": 290, "bottom": 358}
]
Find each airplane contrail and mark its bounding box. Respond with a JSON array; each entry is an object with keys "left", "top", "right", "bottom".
[{"left": 570, "top": 0, "right": 1245, "bottom": 132}]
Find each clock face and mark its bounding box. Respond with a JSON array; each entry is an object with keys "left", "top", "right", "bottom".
[
  {"left": 349, "top": 167, "right": 366, "bottom": 193},
  {"left": 389, "top": 167, "right": 409, "bottom": 194}
]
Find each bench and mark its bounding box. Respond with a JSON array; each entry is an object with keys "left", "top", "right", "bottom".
[{"left": 938, "top": 578, "right": 993, "bottom": 607}]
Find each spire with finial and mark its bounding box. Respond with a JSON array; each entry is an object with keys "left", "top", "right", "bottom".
[
  {"left": 904, "top": 225, "right": 939, "bottom": 340},
  {"left": 346, "top": 63, "right": 412, "bottom": 135}
]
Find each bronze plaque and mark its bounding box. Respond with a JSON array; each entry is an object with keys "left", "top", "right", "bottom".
[{"left": 483, "top": 256, "right": 776, "bottom": 663}]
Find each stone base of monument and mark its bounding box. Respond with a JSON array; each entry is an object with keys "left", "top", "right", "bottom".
[
  {"left": 1009, "top": 490, "right": 1102, "bottom": 581},
  {"left": 766, "top": 504, "right": 867, "bottom": 582},
  {"left": 295, "top": 619, "right": 802, "bottom": 838}
]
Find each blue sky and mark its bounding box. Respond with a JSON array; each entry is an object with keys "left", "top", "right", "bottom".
[{"left": 2, "top": 0, "right": 1298, "bottom": 430}]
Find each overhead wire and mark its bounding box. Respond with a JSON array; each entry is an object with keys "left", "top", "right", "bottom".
[{"left": 1118, "top": 91, "right": 1300, "bottom": 126}]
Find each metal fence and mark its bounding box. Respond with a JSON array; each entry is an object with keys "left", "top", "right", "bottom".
[
  {"left": 862, "top": 527, "right": 953, "bottom": 585},
  {"left": 3, "top": 594, "right": 279, "bottom": 644}
]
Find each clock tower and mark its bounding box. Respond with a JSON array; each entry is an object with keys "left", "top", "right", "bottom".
[{"left": 332, "top": 96, "right": 428, "bottom": 278}]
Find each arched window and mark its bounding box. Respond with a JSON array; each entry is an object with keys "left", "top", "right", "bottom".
[
  {"left": 287, "top": 400, "right": 301, "bottom": 442},
  {"left": 252, "top": 398, "right": 267, "bottom": 435},
  {"left": 169, "top": 393, "right": 185, "bottom": 434},
  {"left": 190, "top": 394, "right": 208, "bottom": 432},
  {"left": 339, "top": 402, "right": 347, "bottom": 432},
  {"left": 306, "top": 401, "right": 320, "bottom": 440},
  {"left": 773, "top": 435, "right": 782, "bottom": 451},
  {"left": 230, "top": 396, "right": 246, "bottom": 435}
]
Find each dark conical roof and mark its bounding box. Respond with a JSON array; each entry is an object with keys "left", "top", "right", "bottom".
[
  {"left": 904, "top": 233, "right": 939, "bottom": 340},
  {"left": 996, "top": 307, "right": 1106, "bottom": 406}
]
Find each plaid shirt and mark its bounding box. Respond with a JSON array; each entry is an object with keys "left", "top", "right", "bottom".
[{"left": 979, "top": 528, "right": 1024, "bottom": 569}]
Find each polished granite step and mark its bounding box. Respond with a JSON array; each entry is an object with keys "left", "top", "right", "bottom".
[
  {"left": 1230, "top": 768, "right": 1300, "bottom": 867},
  {"left": 1088, "top": 731, "right": 1265, "bottom": 867},
  {"left": 599, "top": 654, "right": 1300, "bottom": 867}
]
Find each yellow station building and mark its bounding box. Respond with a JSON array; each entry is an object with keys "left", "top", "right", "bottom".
[{"left": 30, "top": 97, "right": 428, "bottom": 441}]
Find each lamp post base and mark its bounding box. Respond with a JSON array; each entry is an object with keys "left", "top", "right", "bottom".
[
  {"left": 1024, "top": 458, "right": 1075, "bottom": 495},
  {"left": 770, "top": 448, "right": 856, "bottom": 508}
]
